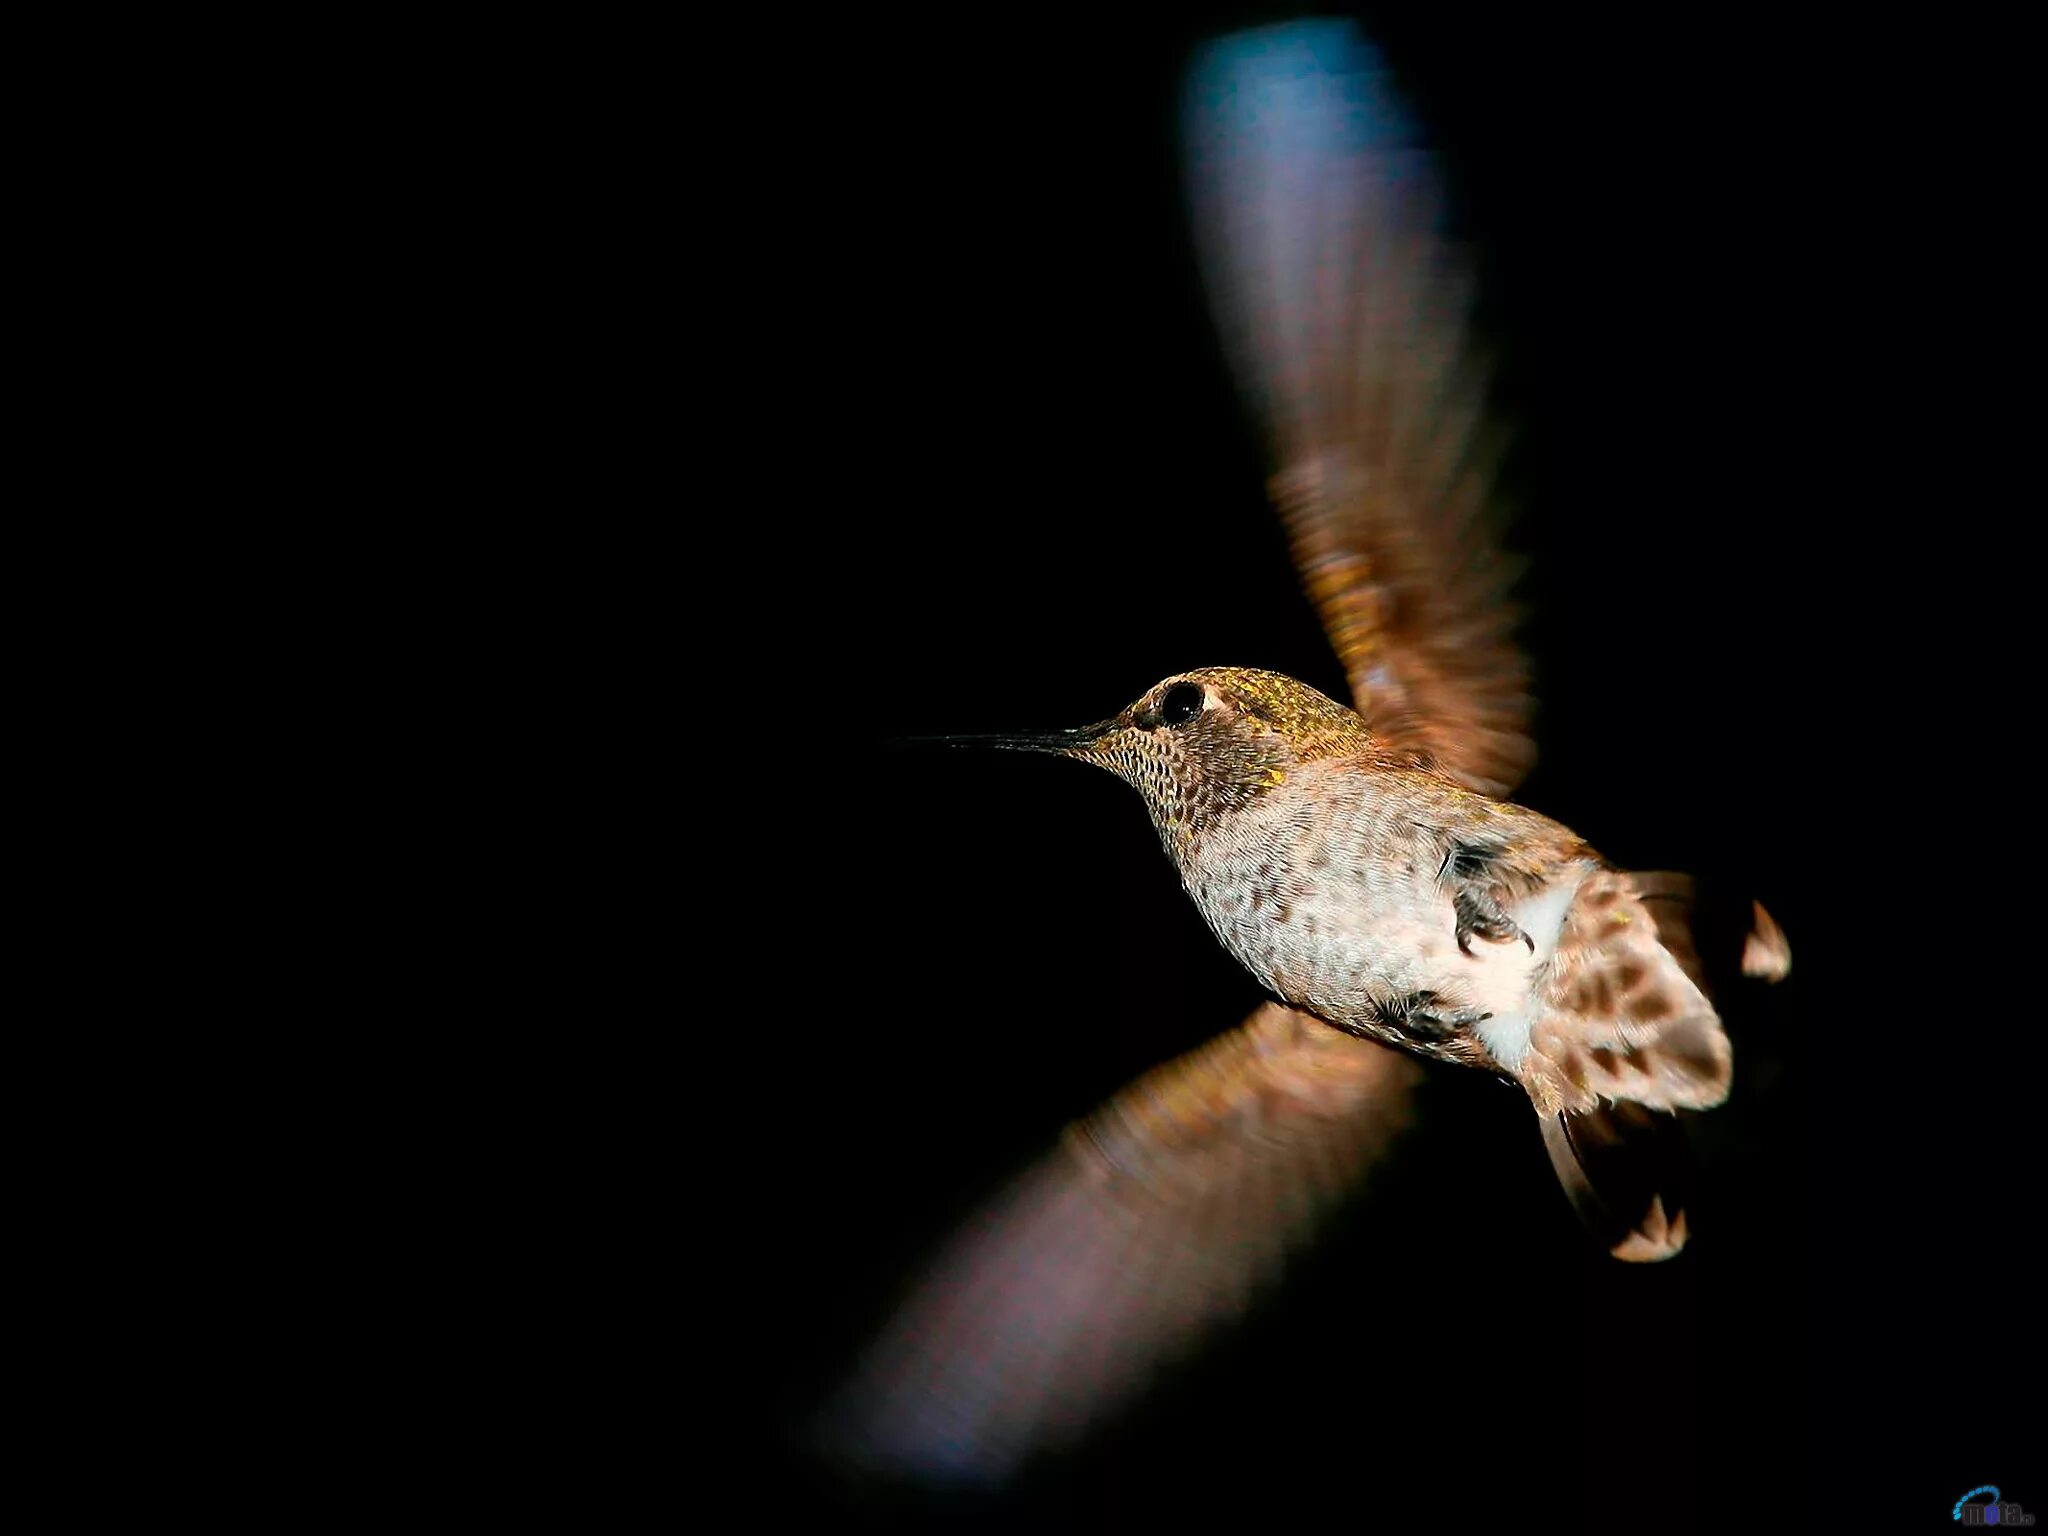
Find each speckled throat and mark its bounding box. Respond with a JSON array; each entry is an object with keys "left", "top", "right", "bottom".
[{"left": 1068, "top": 668, "right": 1383, "bottom": 858}]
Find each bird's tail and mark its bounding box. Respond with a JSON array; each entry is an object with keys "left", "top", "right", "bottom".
[
  {"left": 1539, "top": 1101, "right": 1695, "bottom": 1261},
  {"left": 1528, "top": 870, "right": 1789, "bottom": 1261},
  {"left": 1631, "top": 870, "right": 1792, "bottom": 990}
]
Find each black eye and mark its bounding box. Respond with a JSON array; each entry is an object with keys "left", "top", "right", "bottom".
[{"left": 1160, "top": 682, "right": 1204, "bottom": 725}]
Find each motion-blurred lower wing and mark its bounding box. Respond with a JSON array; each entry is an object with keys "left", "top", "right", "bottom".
[
  {"left": 822, "top": 1003, "right": 1419, "bottom": 1484},
  {"left": 1184, "top": 21, "right": 1534, "bottom": 797}
]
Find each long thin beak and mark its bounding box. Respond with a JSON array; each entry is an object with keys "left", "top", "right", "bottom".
[{"left": 893, "top": 719, "right": 1120, "bottom": 756}]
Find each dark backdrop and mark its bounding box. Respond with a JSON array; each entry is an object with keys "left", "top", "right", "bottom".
[{"left": 615, "top": 6, "right": 2034, "bottom": 1530}]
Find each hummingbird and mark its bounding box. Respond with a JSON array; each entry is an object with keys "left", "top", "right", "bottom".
[{"left": 829, "top": 18, "right": 1790, "bottom": 1485}]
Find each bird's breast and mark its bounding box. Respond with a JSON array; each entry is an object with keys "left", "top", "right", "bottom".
[
  {"left": 1177, "top": 796, "right": 1575, "bottom": 1069},
  {"left": 1183, "top": 808, "right": 1446, "bottom": 1002}
]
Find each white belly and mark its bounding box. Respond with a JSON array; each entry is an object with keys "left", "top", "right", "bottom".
[{"left": 1199, "top": 855, "right": 1583, "bottom": 1070}]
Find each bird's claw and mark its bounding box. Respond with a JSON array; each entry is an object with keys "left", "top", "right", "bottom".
[
  {"left": 1454, "top": 889, "right": 1529, "bottom": 956},
  {"left": 1373, "top": 989, "right": 1492, "bottom": 1040}
]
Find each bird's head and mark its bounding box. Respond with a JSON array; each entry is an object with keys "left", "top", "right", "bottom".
[{"left": 966, "top": 667, "right": 1374, "bottom": 847}]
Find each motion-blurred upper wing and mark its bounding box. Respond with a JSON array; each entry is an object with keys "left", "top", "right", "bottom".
[
  {"left": 823, "top": 1004, "right": 1419, "bottom": 1484},
  {"left": 1185, "top": 22, "right": 1535, "bottom": 797}
]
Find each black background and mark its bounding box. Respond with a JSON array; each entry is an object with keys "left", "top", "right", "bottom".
[
  {"left": 500, "top": 5, "right": 2037, "bottom": 1529},
  {"left": 759, "top": 12, "right": 1822, "bottom": 1531}
]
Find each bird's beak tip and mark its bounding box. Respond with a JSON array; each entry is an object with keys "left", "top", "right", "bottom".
[{"left": 891, "top": 721, "right": 1119, "bottom": 756}]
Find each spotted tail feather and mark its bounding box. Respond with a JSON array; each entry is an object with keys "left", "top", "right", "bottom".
[{"left": 1522, "top": 870, "right": 1733, "bottom": 1118}]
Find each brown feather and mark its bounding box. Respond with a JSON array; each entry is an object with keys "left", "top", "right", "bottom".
[
  {"left": 1742, "top": 899, "right": 1793, "bottom": 981},
  {"left": 1522, "top": 871, "right": 1732, "bottom": 1117},
  {"left": 1186, "top": 39, "right": 1535, "bottom": 796},
  {"left": 1539, "top": 1103, "right": 1695, "bottom": 1262},
  {"left": 1631, "top": 871, "right": 1793, "bottom": 989},
  {"left": 823, "top": 1004, "right": 1418, "bottom": 1484}
]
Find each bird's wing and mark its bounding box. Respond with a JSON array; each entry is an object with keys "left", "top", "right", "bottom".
[
  {"left": 1185, "top": 22, "right": 1535, "bottom": 797},
  {"left": 822, "top": 1003, "right": 1419, "bottom": 1485}
]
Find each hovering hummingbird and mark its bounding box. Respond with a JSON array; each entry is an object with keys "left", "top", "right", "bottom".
[{"left": 830, "top": 18, "right": 1789, "bottom": 1484}]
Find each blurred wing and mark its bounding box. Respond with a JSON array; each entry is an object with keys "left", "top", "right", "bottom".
[
  {"left": 1185, "top": 22, "right": 1535, "bottom": 796},
  {"left": 822, "top": 1003, "right": 1419, "bottom": 1485}
]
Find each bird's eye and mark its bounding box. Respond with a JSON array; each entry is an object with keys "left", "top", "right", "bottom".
[{"left": 1160, "top": 682, "right": 1204, "bottom": 725}]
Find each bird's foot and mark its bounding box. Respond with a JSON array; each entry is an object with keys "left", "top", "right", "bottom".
[
  {"left": 1454, "top": 888, "right": 1533, "bottom": 956},
  {"left": 1374, "top": 989, "right": 1492, "bottom": 1041}
]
